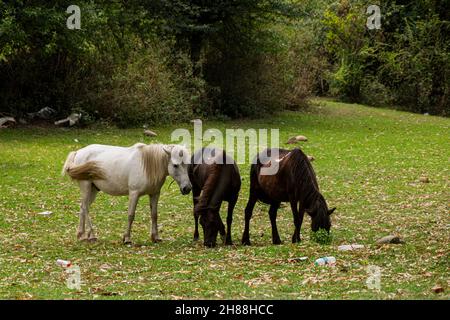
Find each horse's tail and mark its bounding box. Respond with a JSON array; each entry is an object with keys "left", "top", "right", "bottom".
[
  {"left": 62, "top": 151, "right": 77, "bottom": 177},
  {"left": 62, "top": 151, "right": 106, "bottom": 181}
]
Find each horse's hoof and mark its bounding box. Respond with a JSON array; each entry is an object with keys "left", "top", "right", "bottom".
[
  {"left": 152, "top": 238, "right": 162, "bottom": 243},
  {"left": 204, "top": 242, "right": 216, "bottom": 248},
  {"left": 193, "top": 236, "right": 199, "bottom": 242},
  {"left": 122, "top": 236, "right": 132, "bottom": 245},
  {"left": 77, "top": 231, "right": 85, "bottom": 240},
  {"left": 225, "top": 240, "right": 233, "bottom": 246},
  {"left": 78, "top": 234, "right": 89, "bottom": 242},
  {"left": 88, "top": 237, "right": 98, "bottom": 243},
  {"left": 273, "top": 239, "right": 282, "bottom": 245},
  {"left": 241, "top": 239, "right": 251, "bottom": 246}
]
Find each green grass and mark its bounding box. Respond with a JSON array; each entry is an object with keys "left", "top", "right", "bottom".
[{"left": 0, "top": 99, "right": 448, "bottom": 300}]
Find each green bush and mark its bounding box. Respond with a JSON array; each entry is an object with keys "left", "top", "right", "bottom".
[
  {"left": 85, "top": 46, "right": 205, "bottom": 127},
  {"left": 317, "top": 0, "right": 449, "bottom": 115},
  {"left": 360, "top": 77, "right": 394, "bottom": 107}
]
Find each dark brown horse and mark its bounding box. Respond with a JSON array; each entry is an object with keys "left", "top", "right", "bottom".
[
  {"left": 188, "top": 147, "right": 241, "bottom": 247},
  {"left": 242, "top": 147, "right": 335, "bottom": 245}
]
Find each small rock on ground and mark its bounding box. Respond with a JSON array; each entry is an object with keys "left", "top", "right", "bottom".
[
  {"left": 419, "top": 176, "right": 430, "bottom": 183},
  {"left": 376, "top": 235, "right": 404, "bottom": 245},
  {"left": 432, "top": 285, "right": 444, "bottom": 294},
  {"left": 144, "top": 129, "right": 157, "bottom": 137},
  {"left": 286, "top": 135, "right": 308, "bottom": 144}
]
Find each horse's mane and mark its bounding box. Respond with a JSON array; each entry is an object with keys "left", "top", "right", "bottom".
[
  {"left": 287, "top": 148, "right": 323, "bottom": 210},
  {"left": 139, "top": 144, "right": 169, "bottom": 188}
]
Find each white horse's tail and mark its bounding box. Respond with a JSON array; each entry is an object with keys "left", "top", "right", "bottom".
[
  {"left": 62, "top": 151, "right": 106, "bottom": 181},
  {"left": 62, "top": 151, "right": 77, "bottom": 177}
]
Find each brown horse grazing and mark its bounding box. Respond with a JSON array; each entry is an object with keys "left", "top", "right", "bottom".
[
  {"left": 188, "top": 147, "right": 241, "bottom": 247},
  {"left": 242, "top": 147, "right": 335, "bottom": 245}
]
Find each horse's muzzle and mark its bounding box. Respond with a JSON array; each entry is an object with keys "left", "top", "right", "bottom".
[{"left": 181, "top": 186, "right": 192, "bottom": 195}]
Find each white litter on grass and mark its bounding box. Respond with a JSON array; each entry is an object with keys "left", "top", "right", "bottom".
[
  {"left": 338, "top": 244, "right": 364, "bottom": 251},
  {"left": 37, "top": 211, "right": 53, "bottom": 216},
  {"left": 74, "top": 139, "right": 79, "bottom": 143},
  {"left": 315, "top": 256, "right": 336, "bottom": 266},
  {"left": 0, "top": 117, "right": 16, "bottom": 127},
  {"left": 288, "top": 256, "right": 308, "bottom": 263},
  {"left": 56, "top": 259, "right": 72, "bottom": 268}
]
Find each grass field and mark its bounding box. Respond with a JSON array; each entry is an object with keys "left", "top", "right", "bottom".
[{"left": 0, "top": 99, "right": 448, "bottom": 300}]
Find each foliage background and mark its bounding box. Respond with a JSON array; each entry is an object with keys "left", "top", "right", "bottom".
[{"left": 0, "top": 0, "right": 448, "bottom": 125}]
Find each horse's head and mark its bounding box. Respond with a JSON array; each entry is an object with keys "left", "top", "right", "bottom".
[
  {"left": 163, "top": 145, "right": 192, "bottom": 195},
  {"left": 199, "top": 210, "right": 221, "bottom": 248},
  {"left": 309, "top": 195, "right": 335, "bottom": 232}
]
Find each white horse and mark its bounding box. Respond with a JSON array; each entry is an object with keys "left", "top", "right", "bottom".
[{"left": 62, "top": 143, "right": 192, "bottom": 244}]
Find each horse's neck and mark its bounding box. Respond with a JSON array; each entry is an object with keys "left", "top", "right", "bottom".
[
  {"left": 308, "top": 193, "right": 326, "bottom": 212},
  {"left": 297, "top": 180, "right": 322, "bottom": 210},
  {"left": 288, "top": 155, "right": 320, "bottom": 205}
]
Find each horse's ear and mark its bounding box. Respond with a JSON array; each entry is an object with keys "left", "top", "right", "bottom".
[
  {"left": 163, "top": 145, "right": 174, "bottom": 156},
  {"left": 328, "top": 207, "right": 336, "bottom": 215}
]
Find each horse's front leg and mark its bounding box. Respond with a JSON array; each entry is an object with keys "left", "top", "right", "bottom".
[
  {"left": 290, "top": 200, "right": 301, "bottom": 243},
  {"left": 192, "top": 187, "right": 201, "bottom": 241},
  {"left": 298, "top": 204, "right": 306, "bottom": 241},
  {"left": 150, "top": 192, "right": 161, "bottom": 243},
  {"left": 123, "top": 191, "right": 139, "bottom": 244}
]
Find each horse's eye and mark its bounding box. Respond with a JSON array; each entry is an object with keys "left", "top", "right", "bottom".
[{"left": 173, "top": 164, "right": 179, "bottom": 168}]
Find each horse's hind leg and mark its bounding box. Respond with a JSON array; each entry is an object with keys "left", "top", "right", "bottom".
[
  {"left": 242, "top": 193, "right": 257, "bottom": 246},
  {"left": 85, "top": 185, "right": 98, "bottom": 242},
  {"left": 123, "top": 191, "right": 139, "bottom": 244},
  {"left": 290, "top": 200, "right": 301, "bottom": 243},
  {"left": 218, "top": 212, "right": 226, "bottom": 243},
  {"left": 77, "top": 181, "right": 93, "bottom": 241},
  {"left": 225, "top": 196, "right": 237, "bottom": 245},
  {"left": 269, "top": 203, "right": 282, "bottom": 245},
  {"left": 150, "top": 192, "right": 161, "bottom": 243}
]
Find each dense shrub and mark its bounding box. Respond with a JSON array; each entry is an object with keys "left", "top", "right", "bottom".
[
  {"left": 317, "top": 0, "right": 449, "bottom": 115},
  {"left": 93, "top": 47, "right": 200, "bottom": 127}
]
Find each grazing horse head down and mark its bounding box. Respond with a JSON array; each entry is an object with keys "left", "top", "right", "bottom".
[
  {"left": 242, "top": 147, "right": 336, "bottom": 245},
  {"left": 188, "top": 147, "right": 241, "bottom": 247},
  {"left": 308, "top": 194, "right": 335, "bottom": 232},
  {"left": 286, "top": 148, "right": 335, "bottom": 233}
]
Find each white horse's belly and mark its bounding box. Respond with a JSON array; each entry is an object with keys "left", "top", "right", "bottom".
[{"left": 93, "top": 179, "right": 129, "bottom": 196}]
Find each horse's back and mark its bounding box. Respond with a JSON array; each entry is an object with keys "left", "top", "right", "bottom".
[
  {"left": 71, "top": 143, "right": 150, "bottom": 195},
  {"left": 251, "top": 148, "right": 300, "bottom": 203},
  {"left": 74, "top": 143, "right": 153, "bottom": 165},
  {"left": 190, "top": 148, "right": 240, "bottom": 204}
]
